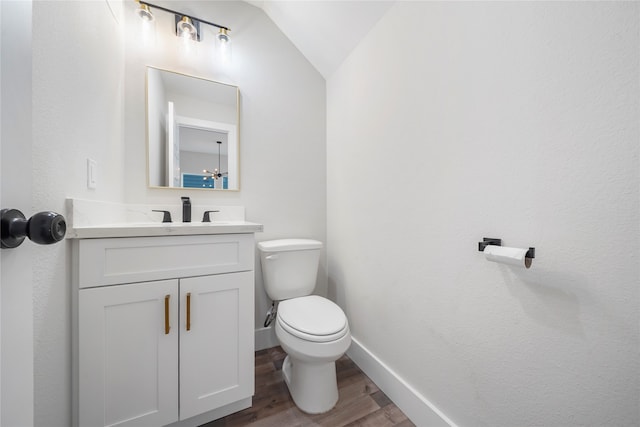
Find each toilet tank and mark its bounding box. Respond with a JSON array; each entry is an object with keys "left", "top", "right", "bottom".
[{"left": 258, "top": 239, "right": 322, "bottom": 301}]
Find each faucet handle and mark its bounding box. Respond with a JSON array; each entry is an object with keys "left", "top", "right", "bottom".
[
  {"left": 202, "top": 210, "right": 220, "bottom": 222},
  {"left": 152, "top": 210, "right": 172, "bottom": 223}
]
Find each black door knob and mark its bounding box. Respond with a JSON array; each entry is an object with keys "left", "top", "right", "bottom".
[{"left": 1, "top": 209, "right": 67, "bottom": 249}]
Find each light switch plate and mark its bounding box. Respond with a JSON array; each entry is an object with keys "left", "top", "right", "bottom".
[{"left": 87, "top": 158, "right": 97, "bottom": 189}]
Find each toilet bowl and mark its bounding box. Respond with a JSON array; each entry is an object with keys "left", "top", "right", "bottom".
[{"left": 258, "top": 239, "right": 351, "bottom": 414}]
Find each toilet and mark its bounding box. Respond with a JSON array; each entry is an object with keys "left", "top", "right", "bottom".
[{"left": 258, "top": 239, "right": 351, "bottom": 414}]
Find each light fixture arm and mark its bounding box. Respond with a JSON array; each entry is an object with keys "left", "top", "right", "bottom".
[{"left": 138, "top": 0, "right": 230, "bottom": 32}]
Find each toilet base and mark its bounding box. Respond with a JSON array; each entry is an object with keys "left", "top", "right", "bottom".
[{"left": 281, "top": 355, "right": 339, "bottom": 414}]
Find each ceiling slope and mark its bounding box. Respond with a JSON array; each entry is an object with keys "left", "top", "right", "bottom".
[{"left": 248, "top": 1, "right": 395, "bottom": 79}]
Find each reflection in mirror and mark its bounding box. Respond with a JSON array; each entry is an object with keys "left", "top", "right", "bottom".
[{"left": 147, "top": 67, "right": 239, "bottom": 190}]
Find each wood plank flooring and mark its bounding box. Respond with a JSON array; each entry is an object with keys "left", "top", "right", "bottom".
[{"left": 202, "top": 346, "right": 414, "bottom": 427}]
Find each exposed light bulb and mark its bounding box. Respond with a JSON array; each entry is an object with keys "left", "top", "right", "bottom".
[
  {"left": 135, "top": 3, "right": 156, "bottom": 48},
  {"left": 177, "top": 16, "right": 198, "bottom": 41},
  {"left": 217, "top": 28, "right": 230, "bottom": 44},
  {"left": 216, "top": 28, "right": 232, "bottom": 65},
  {"left": 135, "top": 4, "right": 154, "bottom": 22}
]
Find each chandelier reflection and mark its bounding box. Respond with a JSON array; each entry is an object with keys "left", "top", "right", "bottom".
[{"left": 203, "top": 141, "right": 228, "bottom": 189}]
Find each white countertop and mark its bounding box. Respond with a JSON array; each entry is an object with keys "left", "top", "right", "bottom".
[{"left": 67, "top": 221, "right": 263, "bottom": 239}]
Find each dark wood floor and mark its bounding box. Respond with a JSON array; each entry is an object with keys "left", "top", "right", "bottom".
[{"left": 203, "top": 346, "right": 414, "bottom": 427}]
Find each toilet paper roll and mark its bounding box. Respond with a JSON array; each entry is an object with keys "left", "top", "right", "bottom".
[{"left": 483, "top": 245, "right": 532, "bottom": 269}]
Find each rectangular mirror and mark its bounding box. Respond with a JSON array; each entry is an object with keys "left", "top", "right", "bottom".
[{"left": 147, "top": 67, "right": 239, "bottom": 190}]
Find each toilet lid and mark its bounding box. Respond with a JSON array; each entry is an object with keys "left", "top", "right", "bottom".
[{"left": 277, "top": 295, "right": 348, "bottom": 342}]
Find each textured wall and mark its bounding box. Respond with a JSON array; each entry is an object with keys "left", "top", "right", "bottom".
[
  {"left": 327, "top": 2, "right": 639, "bottom": 426},
  {"left": 32, "top": 1, "right": 126, "bottom": 425}
]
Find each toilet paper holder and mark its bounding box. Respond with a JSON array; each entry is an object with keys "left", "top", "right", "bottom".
[{"left": 478, "top": 237, "right": 535, "bottom": 259}]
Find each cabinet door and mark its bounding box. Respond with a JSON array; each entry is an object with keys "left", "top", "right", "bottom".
[
  {"left": 79, "top": 280, "right": 179, "bottom": 427},
  {"left": 179, "top": 271, "right": 254, "bottom": 420}
]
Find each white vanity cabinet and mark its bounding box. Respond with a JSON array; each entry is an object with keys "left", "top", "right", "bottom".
[
  {"left": 78, "top": 279, "right": 180, "bottom": 427},
  {"left": 72, "top": 233, "right": 256, "bottom": 427}
]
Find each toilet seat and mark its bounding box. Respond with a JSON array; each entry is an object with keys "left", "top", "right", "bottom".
[{"left": 277, "top": 295, "right": 348, "bottom": 343}]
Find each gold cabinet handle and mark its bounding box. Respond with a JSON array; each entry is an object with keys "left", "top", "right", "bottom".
[
  {"left": 186, "top": 292, "right": 191, "bottom": 331},
  {"left": 164, "top": 295, "right": 170, "bottom": 335}
]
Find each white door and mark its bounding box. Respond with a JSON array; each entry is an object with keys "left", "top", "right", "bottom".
[
  {"left": 0, "top": 2, "right": 35, "bottom": 426},
  {"left": 78, "top": 280, "right": 179, "bottom": 427},
  {"left": 179, "top": 272, "right": 254, "bottom": 420}
]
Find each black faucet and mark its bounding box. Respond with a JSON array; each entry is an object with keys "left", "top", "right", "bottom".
[
  {"left": 181, "top": 197, "right": 191, "bottom": 222},
  {"left": 202, "top": 210, "right": 220, "bottom": 222},
  {"left": 152, "top": 210, "right": 172, "bottom": 223}
]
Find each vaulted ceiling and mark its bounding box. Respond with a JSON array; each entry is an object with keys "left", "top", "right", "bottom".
[{"left": 247, "top": 1, "right": 395, "bottom": 79}]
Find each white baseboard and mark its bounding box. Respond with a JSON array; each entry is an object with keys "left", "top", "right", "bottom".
[
  {"left": 255, "top": 326, "right": 279, "bottom": 351},
  {"left": 347, "top": 337, "right": 457, "bottom": 427}
]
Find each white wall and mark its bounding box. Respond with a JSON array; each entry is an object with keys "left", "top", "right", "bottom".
[
  {"left": 30, "top": 1, "right": 325, "bottom": 425},
  {"left": 327, "top": 2, "right": 639, "bottom": 427},
  {"left": 167, "top": 92, "right": 237, "bottom": 124}
]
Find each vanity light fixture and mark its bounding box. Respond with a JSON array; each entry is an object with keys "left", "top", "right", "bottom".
[
  {"left": 176, "top": 16, "right": 199, "bottom": 41},
  {"left": 216, "top": 28, "right": 232, "bottom": 63},
  {"left": 217, "top": 28, "right": 230, "bottom": 44},
  {"left": 135, "top": 0, "right": 231, "bottom": 46},
  {"left": 135, "top": 3, "right": 154, "bottom": 22}
]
